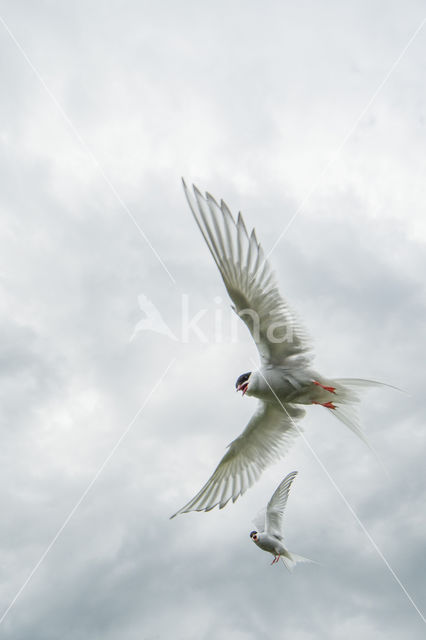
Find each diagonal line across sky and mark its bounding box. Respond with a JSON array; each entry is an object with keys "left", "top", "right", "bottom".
[
  {"left": 0, "top": 14, "right": 176, "bottom": 285},
  {"left": 252, "top": 361, "right": 426, "bottom": 627},
  {"left": 0, "top": 359, "right": 176, "bottom": 627},
  {"left": 266, "top": 15, "right": 426, "bottom": 261}
]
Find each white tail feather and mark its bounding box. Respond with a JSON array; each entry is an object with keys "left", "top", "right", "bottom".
[
  {"left": 335, "top": 377, "right": 403, "bottom": 392},
  {"left": 281, "top": 551, "right": 316, "bottom": 572},
  {"left": 326, "top": 378, "right": 390, "bottom": 475}
]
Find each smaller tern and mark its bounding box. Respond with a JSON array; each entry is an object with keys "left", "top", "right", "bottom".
[{"left": 250, "top": 471, "right": 314, "bottom": 571}]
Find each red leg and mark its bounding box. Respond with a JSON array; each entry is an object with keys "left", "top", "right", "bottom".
[
  {"left": 313, "top": 380, "right": 336, "bottom": 394},
  {"left": 313, "top": 401, "right": 336, "bottom": 410}
]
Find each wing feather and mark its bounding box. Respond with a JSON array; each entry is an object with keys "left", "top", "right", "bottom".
[
  {"left": 265, "top": 471, "right": 298, "bottom": 538},
  {"left": 183, "top": 180, "right": 310, "bottom": 365},
  {"left": 170, "top": 402, "right": 303, "bottom": 517},
  {"left": 252, "top": 507, "right": 267, "bottom": 533}
]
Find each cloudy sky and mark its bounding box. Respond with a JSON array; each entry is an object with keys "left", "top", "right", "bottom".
[{"left": 0, "top": 1, "right": 426, "bottom": 638}]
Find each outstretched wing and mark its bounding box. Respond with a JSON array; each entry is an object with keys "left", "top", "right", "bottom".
[
  {"left": 170, "top": 403, "right": 304, "bottom": 518},
  {"left": 265, "top": 470, "right": 298, "bottom": 538},
  {"left": 252, "top": 507, "right": 267, "bottom": 533},
  {"left": 183, "top": 181, "right": 310, "bottom": 366}
]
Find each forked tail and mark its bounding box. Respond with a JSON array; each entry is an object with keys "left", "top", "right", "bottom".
[
  {"left": 281, "top": 552, "right": 316, "bottom": 573},
  {"left": 320, "top": 377, "right": 398, "bottom": 472}
]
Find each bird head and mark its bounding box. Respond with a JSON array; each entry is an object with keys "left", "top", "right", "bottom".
[
  {"left": 250, "top": 530, "right": 259, "bottom": 542},
  {"left": 236, "top": 372, "right": 252, "bottom": 395}
]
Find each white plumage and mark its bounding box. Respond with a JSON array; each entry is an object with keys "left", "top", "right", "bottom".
[
  {"left": 171, "top": 182, "right": 388, "bottom": 518},
  {"left": 250, "top": 471, "right": 314, "bottom": 571}
]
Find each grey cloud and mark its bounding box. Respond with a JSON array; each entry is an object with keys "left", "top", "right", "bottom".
[{"left": 0, "top": 1, "right": 425, "bottom": 639}]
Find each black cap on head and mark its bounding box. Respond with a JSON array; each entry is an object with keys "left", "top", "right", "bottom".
[
  {"left": 235, "top": 372, "right": 251, "bottom": 389},
  {"left": 249, "top": 530, "right": 257, "bottom": 538}
]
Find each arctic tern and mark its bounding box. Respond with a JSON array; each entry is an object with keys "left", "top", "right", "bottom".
[
  {"left": 171, "top": 181, "right": 385, "bottom": 518},
  {"left": 250, "top": 471, "right": 313, "bottom": 571}
]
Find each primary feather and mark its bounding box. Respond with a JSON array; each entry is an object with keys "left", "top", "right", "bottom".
[
  {"left": 171, "top": 404, "right": 302, "bottom": 517},
  {"left": 183, "top": 180, "right": 310, "bottom": 366}
]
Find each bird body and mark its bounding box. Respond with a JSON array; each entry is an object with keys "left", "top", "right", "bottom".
[
  {"left": 171, "top": 181, "right": 388, "bottom": 519},
  {"left": 246, "top": 365, "right": 331, "bottom": 403},
  {"left": 246, "top": 366, "right": 371, "bottom": 416},
  {"left": 252, "top": 533, "right": 292, "bottom": 560}
]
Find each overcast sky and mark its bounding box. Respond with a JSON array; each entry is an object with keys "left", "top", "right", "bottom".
[{"left": 0, "top": 1, "right": 426, "bottom": 638}]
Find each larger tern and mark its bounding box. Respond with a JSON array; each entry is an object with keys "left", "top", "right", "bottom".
[{"left": 171, "top": 181, "right": 384, "bottom": 518}]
